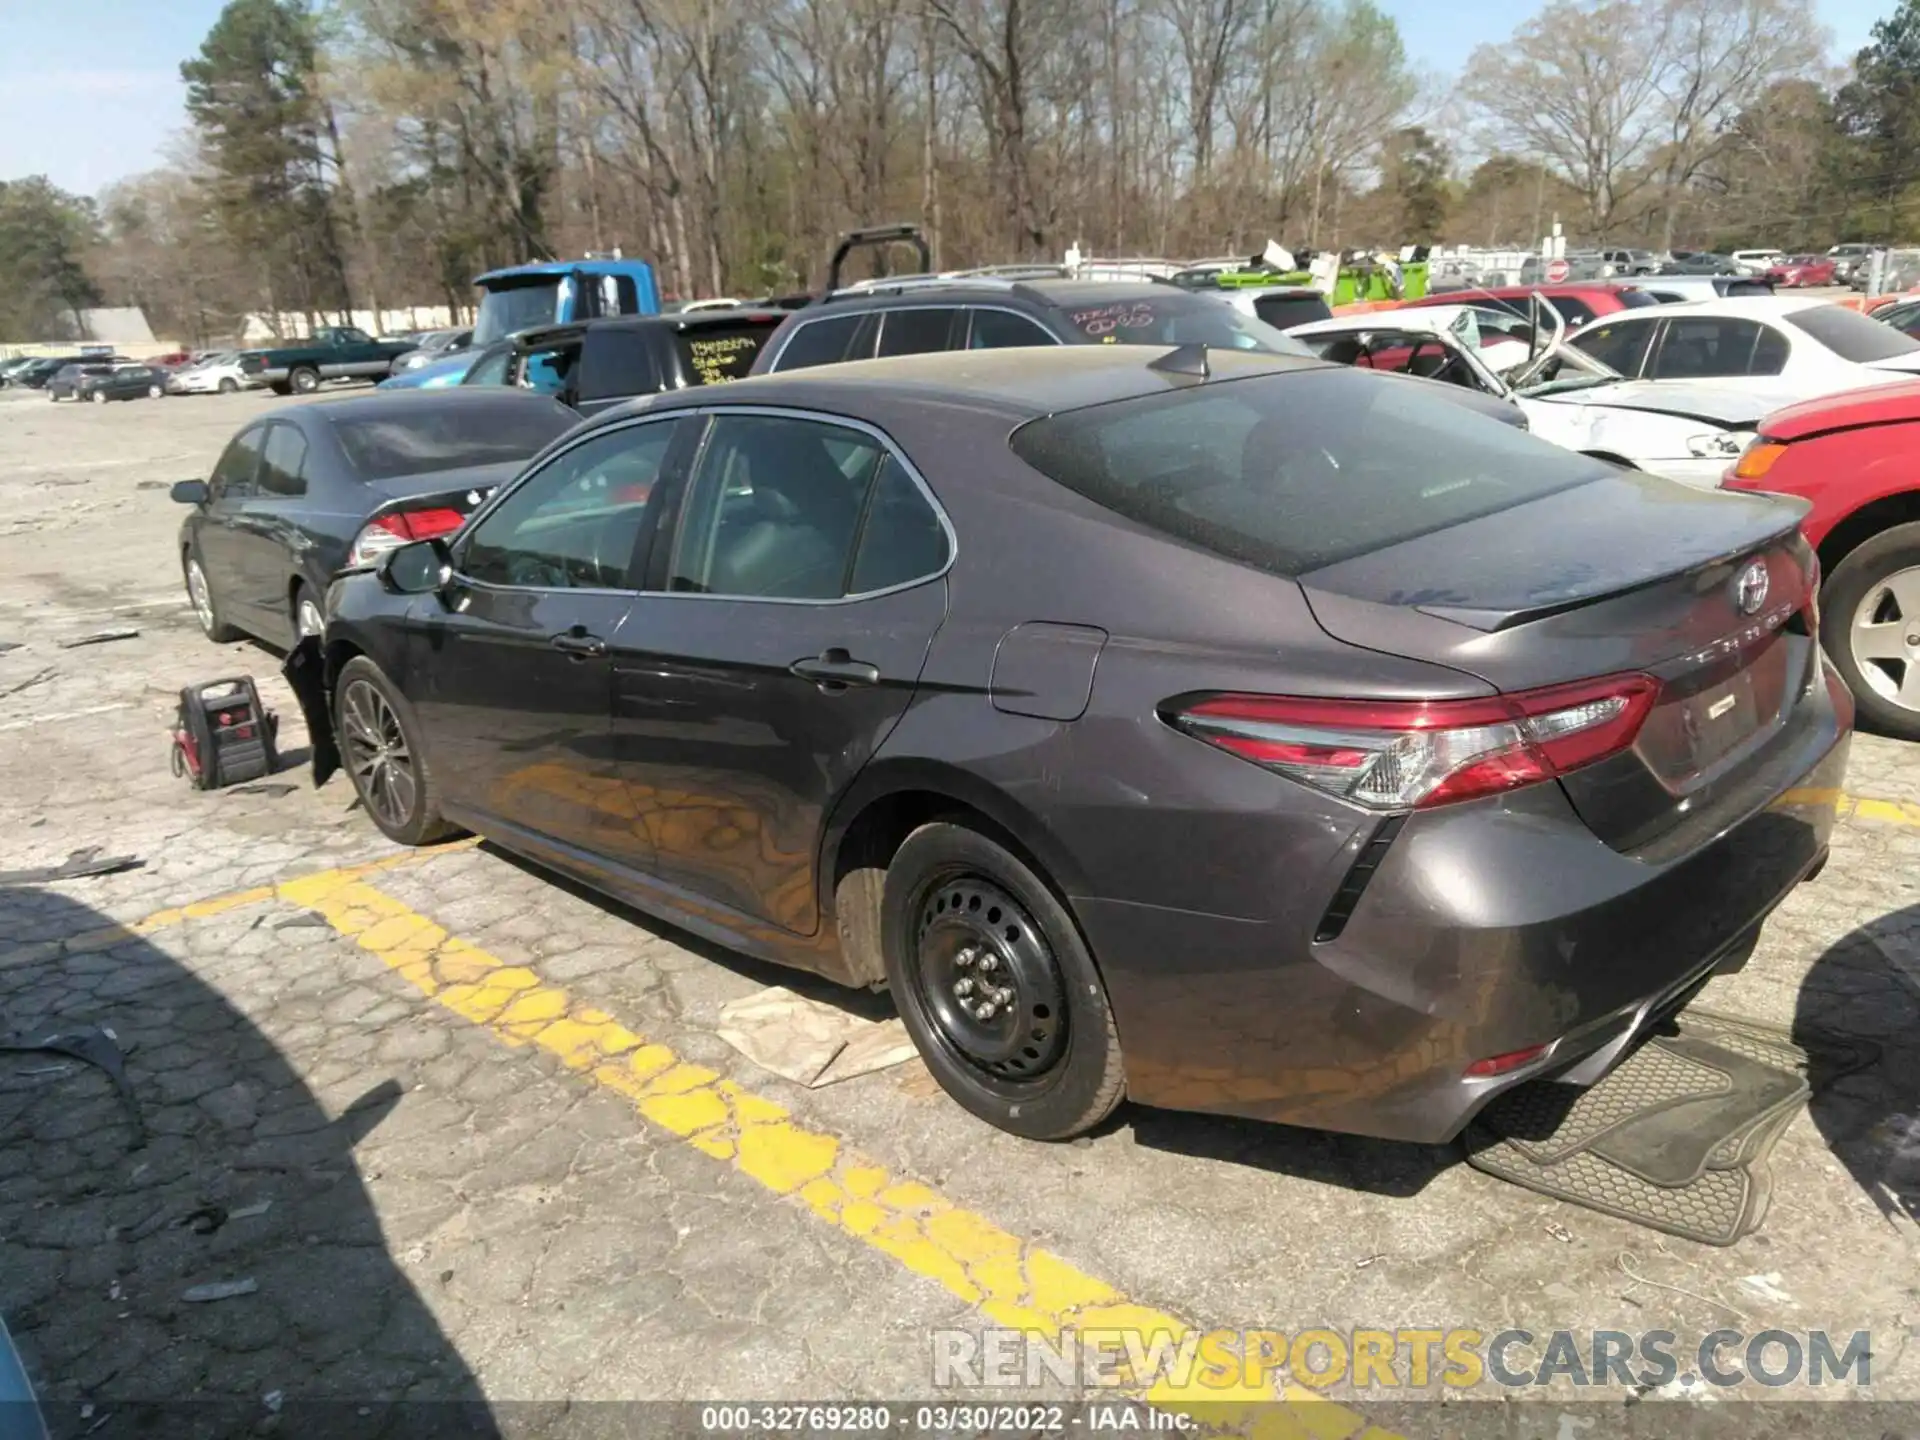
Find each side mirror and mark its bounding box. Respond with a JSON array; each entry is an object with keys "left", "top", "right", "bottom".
[
  {"left": 378, "top": 538, "right": 453, "bottom": 595},
  {"left": 170, "top": 480, "right": 209, "bottom": 505}
]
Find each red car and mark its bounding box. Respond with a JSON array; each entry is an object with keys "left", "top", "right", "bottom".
[
  {"left": 1399, "top": 282, "right": 1660, "bottom": 331},
  {"left": 1723, "top": 381, "right": 1920, "bottom": 738},
  {"left": 1765, "top": 255, "right": 1838, "bottom": 287}
]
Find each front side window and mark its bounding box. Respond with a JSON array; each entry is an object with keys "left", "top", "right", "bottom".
[
  {"left": 1570, "top": 318, "right": 1656, "bottom": 375},
  {"left": 461, "top": 421, "right": 681, "bottom": 590},
  {"left": 666, "top": 414, "right": 943, "bottom": 600},
  {"left": 209, "top": 427, "right": 266, "bottom": 501},
  {"left": 258, "top": 424, "right": 309, "bottom": 497}
]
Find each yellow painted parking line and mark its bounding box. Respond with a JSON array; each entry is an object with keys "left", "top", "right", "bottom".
[
  {"left": 1781, "top": 787, "right": 1920, "bottom": 827},
  {"left": 274, "top": 867, "right": 1399, "bottom": 1438},
  {"left": 14, "top": 841, "right": 480, "bottom": 965}
]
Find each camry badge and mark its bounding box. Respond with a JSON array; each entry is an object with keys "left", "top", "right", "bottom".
[{"left": 1734, "top": 559, "right": 1769, "bottom": 616}]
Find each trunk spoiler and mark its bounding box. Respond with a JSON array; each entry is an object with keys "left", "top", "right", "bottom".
[{"left": 282, "top": 636, "right": 340, "bottom": 789}]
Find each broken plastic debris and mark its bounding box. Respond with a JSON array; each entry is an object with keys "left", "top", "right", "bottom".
[
  {"left": 0, "top": 1023, "right": 144, "bottom": 1145},
  {"left": 229, "top": 1200, "right": 273, "bottom": 1221},
  {"left": 181, "top": 1278, "right": 257, "bottom": 1303},
  {"left": 58, "top": 628, "right": 140, "bottom": 649},
  {"left": 1738, "top": 1273, "right": 1794, "bottom": 1304}
]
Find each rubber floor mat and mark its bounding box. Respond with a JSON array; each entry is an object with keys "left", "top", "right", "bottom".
[
  {"left": 1462, "top": 1011, "right": 1846, "bottom": 1246},
  {"left": 1587, "top": 1037, "right": 1807, "bottom": 1187}
]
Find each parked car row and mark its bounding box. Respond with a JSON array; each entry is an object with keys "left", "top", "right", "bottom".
[{"left": 160, "top": 245, "right": 1864, "bottom": 1154}]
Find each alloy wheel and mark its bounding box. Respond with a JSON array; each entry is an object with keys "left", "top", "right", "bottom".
[
  {"left": 186, "top": 559, "right": 215, "bottom": 635},
  {"left": 340, "top": 679, "right": 417, "bottom": 830},
  {"left": 913, "top": 874, "right": 1066, "bottom": 1080},
  {"left": 1850, "top": 563, "right": 1920, "bottom": 715}
]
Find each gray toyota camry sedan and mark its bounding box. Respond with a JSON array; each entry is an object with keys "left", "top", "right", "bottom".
[{"left": 289, "top": 345, "right": 1853, "bottom": 1144}]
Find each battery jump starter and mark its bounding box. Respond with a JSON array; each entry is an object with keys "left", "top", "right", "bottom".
[{"left": 169, "top": 677, "right": 280, "bottom": 790}]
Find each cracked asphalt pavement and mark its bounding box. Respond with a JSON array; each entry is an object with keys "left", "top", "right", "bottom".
[{"left": 1, "top": 383, "right": 1918, "bottom": 1438}]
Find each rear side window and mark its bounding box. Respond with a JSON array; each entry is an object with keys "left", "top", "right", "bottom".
[
  {"left": 1648, "top": 317, "right": 1776, "bottom": 379},
  {"left": 876, "top": 308, "right": 959, "bottom": 357},
  {"left": 1009, "top": 369, "right": 1607, "bottom": 578},
  {"left": 1786, "top": 304, "right": 1920, "bottom": 362},
  {"left": 772, "top": 313, "right": 865, "bottom": 371},
  {"left": 968, "top": 309, "right": 1057, "bottom": 349},
  {"left": 676, "top": 323, "right": 773, "bottom": 384},
  {"left": 849, "top": 457, "right": 951, "bottom": 592}
]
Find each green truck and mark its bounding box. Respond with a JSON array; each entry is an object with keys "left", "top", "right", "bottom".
[{"left": 237, "top": 326, "right": 417, "bottom": 395}]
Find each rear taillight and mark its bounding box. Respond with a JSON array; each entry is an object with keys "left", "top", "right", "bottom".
[
  {"left": 347, "top": 507, "right": 466, "bottom": 567},
  {"left": 1169, "top": 673, "right": 1661, "bottom": 810}
]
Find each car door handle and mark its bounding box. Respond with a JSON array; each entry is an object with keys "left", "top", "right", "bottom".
[
  {"left": 789, "top": 649, "right": 880, "bottom": 688},
  {"left": 550, "top": 629, "right": 607, "bottom": 658}
]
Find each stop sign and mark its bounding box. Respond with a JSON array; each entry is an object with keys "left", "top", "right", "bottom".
[{"left": 1544, "top": 258, "right": 1571, "bottom": 283}]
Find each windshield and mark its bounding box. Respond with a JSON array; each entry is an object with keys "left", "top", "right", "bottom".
[
  {"left": 1048, "top": 294, "right": 1311, "bottom": 355},
  {"left": 1010, "top": 369, "right": 1607, "bottom": 577},
  {"left": 1787, "top": 304, "right": 1920, "bottom": 363},
  {"left": 331, "top": 401, "right": 574, "bottom": 481},
  {"left": 473, "top": 279, "right": 564, "bottom": 346}
]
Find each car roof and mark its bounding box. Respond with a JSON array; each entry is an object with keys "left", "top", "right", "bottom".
[
  {"left": 278, "top": 387, "right": 574, "bottom": 423},
  {"left": 1589, "top": 294, "right": 1824, "bottom": 319},
  {"left": 592, "top": 343, "right": 1333, "bottom": 427},
  {"left": 512, "top": 308, "right": 791, "bottom": 350},
  {"left": 817, "top": 278, "right": 1172, "bottom": 309},
  {"left": 1410, "top": 283, "right": 1629, "bottom": 304}
]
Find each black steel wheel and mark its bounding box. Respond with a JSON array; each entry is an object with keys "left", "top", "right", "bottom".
[
  {"left": 882, "top": 821, "right": 1125, "bottom": 1140},
  {"left": 913, "top": 875, "right": 1065, "bottom": 1080},
  {"left": 332, "top": 656, "right": 458, "bottom": 846}
]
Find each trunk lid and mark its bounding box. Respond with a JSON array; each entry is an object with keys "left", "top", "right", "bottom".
[
  {"left": 366, "top": 459, "right": 522, "bottom": 508},
  {"left": 1299, "top": 470, "right": 1820, "bottom": 850}
]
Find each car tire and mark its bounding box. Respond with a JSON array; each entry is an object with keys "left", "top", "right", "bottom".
[
  {"left": 89, "top": 390, "right": 106, "bottom": 405},
  {"left": 289, "top": 367, "right": 320, "bottom": 395},
  {"left": 269, "top": 382, "right": 292, "bottom": 396},
  {"left": 218, "top": 377, "right": 238, "bottom": 395},
  {"left": 184, "top": 547, "right": 241, "bottom": 644},
  {"left": 880, "top": 821, "right": 1125, "bottom": 1141},
  {"left": 147, "top": 384, "right": 162, "bottom": 398},
  {"left": 1821, "top": 521, "right": 1920, "bottom": 742},
  {"left": 333, "top": 656, "right": 460, "bottom": 847}
]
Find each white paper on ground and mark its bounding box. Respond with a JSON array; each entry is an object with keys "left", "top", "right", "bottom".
[{"left": 715, "top": 986, "right": 918, "bottom": 1087}]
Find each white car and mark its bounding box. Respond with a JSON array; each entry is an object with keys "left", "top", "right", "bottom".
[
  {"left": 1287, "top": 304, "right": 1773, "bottom": 486},
  {"left": 1564, "top": 294, "right": 1920, "bottom": 400},
  {"left": 166, "top": 352, "right": 251, "bottom": 395},
  {"left": 1729, "top": 249, "right": 1784, "bottom": 276}
]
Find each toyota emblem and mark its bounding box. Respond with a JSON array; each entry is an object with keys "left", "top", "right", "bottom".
[{"left": 1734, "top": 559, "right": 1769, "bottom": 615}]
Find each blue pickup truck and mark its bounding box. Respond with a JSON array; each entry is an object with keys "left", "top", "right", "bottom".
[{"left": 384, "top": 257, "right": 661, "bottom": 389}]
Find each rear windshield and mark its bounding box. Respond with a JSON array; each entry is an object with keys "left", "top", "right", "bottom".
[
  {"left": 1047, "top": 293, "right": 1311, "bottom": 355},
  {"left": 677, "top": 322, "right": 775, "bottom": 384},
  {"left": 1785, "top": 304, "right": 1920, "bottom": 363},
  {"left": 331, "top": 401, "right": 574, "bottom": 481},
  {"left": 1008, "top": 368, "right": 1608, "bottom": 577}
]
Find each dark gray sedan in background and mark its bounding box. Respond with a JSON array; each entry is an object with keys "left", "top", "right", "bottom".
[
  {"left": 289, "top": 346, "right": 1853, "bottom": 1145},
  {"left": 173, "top": 389, "right": 578, "bottom": 648}
]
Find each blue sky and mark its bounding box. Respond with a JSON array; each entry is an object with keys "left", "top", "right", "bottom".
[{"left": 0, "top": 0, "right": 1902, "bottom": 198}]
